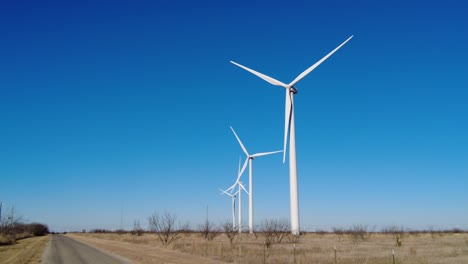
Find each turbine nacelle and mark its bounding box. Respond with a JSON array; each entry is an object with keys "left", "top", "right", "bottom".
[{"left": 289, "top": 86, "right": 298, "bottom": 94}]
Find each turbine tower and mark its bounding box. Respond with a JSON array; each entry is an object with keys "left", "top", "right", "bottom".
[
  {"left": 224, "top": 156, "right": 249, "bottom": 233},
  {"left": 224, "top": 179, "right": 248, "bottom": 233},
  {"left": 230, "top": 35, "right": 353, "bottom": 234},
  {"left": 220, "top": 188, "right": 238, "bottom": 230},
  {"left": 220, "top": 157, "right": 244, "bottom": 230},
  {"left": 230, "top": 126, "right": 282, "bottom": 233}
]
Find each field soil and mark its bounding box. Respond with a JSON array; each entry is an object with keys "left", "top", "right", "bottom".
[
  {"left": 68, "top": 233, "right": 227, "bottom": 264},
  {"left": 71, "top": 232, "right": 468, "bottom": 264},
  {"left": 0, "top": 235, "right": 50, "bottom": 264}
]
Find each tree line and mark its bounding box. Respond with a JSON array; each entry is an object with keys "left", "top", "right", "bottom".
[{"left": 0, "top": 206, "right": 49, "bottom": 245}]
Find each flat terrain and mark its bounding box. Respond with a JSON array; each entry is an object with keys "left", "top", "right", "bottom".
[
  {"left": 72, "top": 232, "right": 468, "bottom": 264},
  {"left": 0, "top": 235, "right": 50, "bottom": 264},
  {"left": 42, "top": 234, "right": 132, "bottom": 264},
  {"left": 68, "top": 233, "right": 226, "bottom": 264}
]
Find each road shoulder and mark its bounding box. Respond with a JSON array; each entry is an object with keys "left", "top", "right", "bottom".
[{"left": 0, "top": 235, "right": 50, "bottom": 264}]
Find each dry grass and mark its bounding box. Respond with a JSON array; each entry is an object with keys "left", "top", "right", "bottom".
[
  {"left": 69, "top": 233, "right": 226, "bottom": 264},
  {"left": 0, "top": 235, "right": 50, "bottom": 264},
  {"left": 73, "top": 232, "right": 468, "bottom": 264}
]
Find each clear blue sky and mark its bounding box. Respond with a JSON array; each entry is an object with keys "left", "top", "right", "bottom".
[{"left": 1, "top": 0, "right": 467, "bottom": 232}]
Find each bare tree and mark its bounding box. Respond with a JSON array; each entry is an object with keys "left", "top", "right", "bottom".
[
  {"left": 148, "top": 211, "right": 183, "bottom": 245},
  {"left": 382, "top": 225, "right": 405, "bottom": 247},
  {"left": 221, "top": 220, "right": 238, "bottom": 244},
  {"left": 332, "top": 226, "right": 345, "bottom": 241},
  {"left": 288, "top": 233, "right": 301, "bottom": 244},
  {"left": 132, "top": 219, "right": 143, "bottom": 236},
  {"left": 27, "top": 223, "right": 49, "bottom": 236},
  {"left": 199, "top": 219, "right": 218, "bottom": 240},
  {"left": 347, "top": 224, "right": 372, "bottom": 244},
  {"left": 0, "top": 206, "right": 23, "bottom": 244},
  {"left": 259, "top": 218, "right": 290, "bottom": 247}
]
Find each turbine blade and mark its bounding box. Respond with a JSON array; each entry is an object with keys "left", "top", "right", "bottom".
[
  {"left": 220, "top": 188, "right": 234, "bottom": 197},
  {"left": 239, "top": 182, "right": 249, "bottom": 195},
  {"left": 235, "top": 157, "right": 249, "bottom": 183},
  {"left": 283, "top": 90, "right": 292, "bottom": 163},
  {"left": 230, "top": 61, "right": 289, "bottom": 88},
  {"left": 230, "top": 126, "right": 249, "bottom": 156},
  {"left": 252, "top": 150, "right": 283, "bottom": 158},
  {"left": 289, "top": 35, "right": 353, "bottom": 87},
  {"left": 224, "top": 184, "right": 236, "bottom": 193},
  {"left": 231, "top": 157, "right": 249, "bottom": 190}
]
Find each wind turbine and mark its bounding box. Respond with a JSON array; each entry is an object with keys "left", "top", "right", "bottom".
[
  {"left": 224, "top": 156, "right": 249, "bottom": 233},
  {"left": 230, "top": 35, "right": 353, "bottom": 235},
  {"left": 220, "top": 188, "right": 238, "bottom": 230},
  {"left": 230, "top": 126, "right": 283, "bottom": 234},
  {"left": 224, "top": 179, "right": 248, "bottom": 233},
  {"left": 220, "top": 157, "right": 243, "bottom": 230}
]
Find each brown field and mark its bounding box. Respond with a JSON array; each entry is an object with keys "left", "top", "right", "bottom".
[
  {"left": 70, "top": 232, "right": 468, "bottom": 264},
  {"left": 0, "top": 235, "right": 50, "bottom": 264}
]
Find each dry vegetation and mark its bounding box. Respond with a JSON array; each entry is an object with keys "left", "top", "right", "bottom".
[
  {"left": 0, "top": 206, "right": 50, "bottom": 246},
  {"left": 72, "top": 230, "right": 468, "bottom": 264},
  {"left": 0, "top": 235, "right": 50, "bottom": 264}
]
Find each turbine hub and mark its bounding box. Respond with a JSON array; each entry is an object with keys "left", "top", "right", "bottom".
[{"left": 290, "top": 86, "right": 298, "bottom": 94}]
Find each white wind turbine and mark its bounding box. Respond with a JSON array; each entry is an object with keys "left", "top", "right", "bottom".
[
  {"left": 219, "top": 157, "right": 243, "bottom": 230},
  {"left": 230, "top": 35, "right": 353, "bottom": 235},
  {"left": 220, "top": 188, "right": 238, "bottom": 230},
  {"left": 224, "top": 177, "right": 248, "bottom": 233},
  {"left": 230, "top": 126, "right": 283, "bottom": 233}
]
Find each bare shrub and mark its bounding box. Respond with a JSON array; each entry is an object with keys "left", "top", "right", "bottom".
[
  {"left": 382, "top": 225, "right": 405, "bottom": 247},
  {"left": 259, "top": 218, "right": 290, "bottom": 247},
  {"left": 332, "top": 227, "right": 345, "bottom": 241},
  {"left": 348, "top": 224, "right": 371, "bottom": 244},
  {"left": 148, "top": 211, "right": 185, "bottom": 245},
  {"left": 115, "top": 229, "right": 127, "bottom": 234},
  {"left": 131, "top": 220, "right": 143, "bottom": 236},
  {"left": 0, "top": 206, "right": 23, "bottom": 244},
  {"left": 427, "top": 226, "right": 438, "bottom": 239},
  {"left": 91, "top": 229, "right": 111, "bottom": 233},
  {"left": 315, "top": 228, "right": 329, "bottom": 236},
  {"left": 199, "top": 219, "right": 219, "bottom": 241},
  {"left": 221, "top": 220, "right": 238, "bottom": 244},
  {"left": 288, "top": 234, "right": 301, "bottom": 244},
  {"left": 0, "top": 207, "right": 48, "bottom": 245},
  {"left": 27, "top": 223, "right": 49, "bottom": 236}
]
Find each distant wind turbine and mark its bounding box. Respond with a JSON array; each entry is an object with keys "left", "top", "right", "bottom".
[
  {"left": 230, "top": 126, "right": 282, "bottom": 233},
  {"left": 230, "top": 35, "right": 353, "bottom": 234},
  {"left": 224, "top": 157, "right": 249, "bottom": 233},
  {"left": 220, "top": 188, "right": 238, "bottom": 230},
  {"left": 220, "top": 157, "right": 243, "bottom": 230},
  {"left": 224, "top": 179, "right": 248, "bottom": 233}
]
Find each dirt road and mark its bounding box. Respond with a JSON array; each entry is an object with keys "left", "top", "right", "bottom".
[{"left": 41, "top": 234, "right": 132, "bottom": 264}]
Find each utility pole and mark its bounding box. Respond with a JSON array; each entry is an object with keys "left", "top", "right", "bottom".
[
  {"left": 206, "top": 204, "right": 209, "bottom": 224},
  {"left": 120, "top": 202, "right": 124, "bottom": 230}
]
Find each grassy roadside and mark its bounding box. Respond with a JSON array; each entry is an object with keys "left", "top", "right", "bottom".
[
  {"left": 74, "top": 232, "right": 468, "bottom": 264},
  {"left": 0, "top": 235, "right": 50, "bottom": 264}
]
